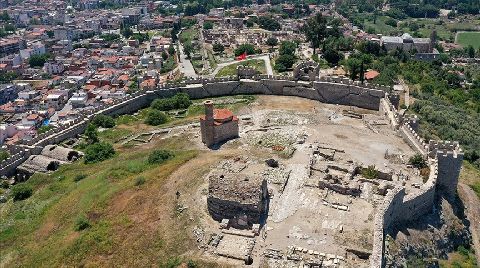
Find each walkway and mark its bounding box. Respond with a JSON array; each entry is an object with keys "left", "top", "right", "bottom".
[{"left": 177, "top": 40, "right": 197, "bottom": 78}]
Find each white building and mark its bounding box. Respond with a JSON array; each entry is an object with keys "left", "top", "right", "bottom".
[{"left": 44, "top": 60, "right": 65, "bottom": 74}]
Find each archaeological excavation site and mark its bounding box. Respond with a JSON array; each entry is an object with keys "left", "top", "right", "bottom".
[
  {"left": 184, "top": 93, "right": 463, "bottom": 268},
  {"left": 0, "top": 72, "right": 466, "bottom": 268}
]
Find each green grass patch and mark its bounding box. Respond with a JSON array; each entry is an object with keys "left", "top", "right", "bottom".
[
  {"left": 98, "top": 127, "right": 132, "bottom": 144},
  {"left": 0, "top": 141, "right": 198, "bottom": 267},
  {"left": 179, "top": 28, "right": 198, "bottom": 44},
  {"left": 456, "top": 32, "right": 480, "bottom": 49},
  {"left": 440, "top": 246, "right": 477, "bottom": 268},
  {"left": 215, "top": 59, "right": 266, "bottom": 78},
  {"left": 459, "top": 161, "right": 480, "bottom": 199}
]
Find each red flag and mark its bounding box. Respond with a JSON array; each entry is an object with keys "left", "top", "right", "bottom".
[{"left": 236, "top": 52, "right": 247, "bottom": 60}]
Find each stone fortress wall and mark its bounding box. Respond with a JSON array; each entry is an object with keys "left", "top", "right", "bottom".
[
  {"left": 0, "top": 70, "right": 463, "bottom": 268},
  {"left": 371, "top": 95, "right": 463, "bottom": 268}
]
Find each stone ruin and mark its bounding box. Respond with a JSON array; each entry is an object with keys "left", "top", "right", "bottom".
[
  {"left": 16, "top": 145, "right": 82, "bottom": 181},
  {"left": 293, "top": 61, "right": 320, "bottom": 81},
  {"left": 237, "top": 65, "right": 259, "bottom": 79},
  {"left": 307, "top": 144, "right": 400, "bottom": 198},
  {"left": 207, "top": 171, "right": 268, "bottom": 229}
]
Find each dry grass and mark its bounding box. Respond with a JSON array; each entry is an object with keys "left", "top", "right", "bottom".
[{"left": 0, "top": 135, "right": 225, "bottom": 267}]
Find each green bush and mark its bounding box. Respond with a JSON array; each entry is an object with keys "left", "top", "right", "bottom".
[
  {"left": 11, "top": 184, "right": 33, "bottom": 201},
  {"left": 134, "top": 176, "right": 146, "bottom": 186},
  {"left": 75, "top": 215, "right": 91, "bottom": 231},
  {"left": 409, "top": 153, "right": 428, "bottom": 169},
  {"left": 151, "top": 93, "right": 192, "bottom": 111},
  {"left": 84, "top": 142, "right": 115, "bottom": 164},
  {"left": 74, "top": 174, "right": 87, "bottom": 182},
  {"left": 148, "top": 150, "right": 173, "bottom": 164},
  {"left": 145, "top": 110, "right": 168, "bottom": 126},
  {"left": 361, "top": 165, "right": 378, "bottom": 180},
  {"left": 37, "top": 125, "right": 53, "bottom": 134},
  {"left": 1, "top": 180, "right": 10, "bottom": 189},
  {"left": 0, "top": 149, "right": 9, "bottom": 161},
  {"left": 234, "top": 44, "right": 256, "bottom": 57},
  {"left": 92, "top": 114, "right": 116, "bottom": 128},
  {"left": 84, "top": 123, "right": 99, "bottom": 144}
]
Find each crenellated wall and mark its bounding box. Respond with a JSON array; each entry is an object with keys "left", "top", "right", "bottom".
[
  {"left": 371, "top": 161, "right": 438, "bottom": 267},
  {"left": 371, "top": 97, "right": 463, "bottom": 268},
  {"left": 0, "top": 76, "right": 391, "bottom": 177}
]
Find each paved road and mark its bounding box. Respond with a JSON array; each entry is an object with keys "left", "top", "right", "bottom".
[
  {"left": 208, "top": 54, "right": 274, "bottom": 78},
  {"left": 458, "top": 183, "right": 480, "bottom": 263},
  {"left": 177, "top": 41, "right": 198, "bottom": 78}
]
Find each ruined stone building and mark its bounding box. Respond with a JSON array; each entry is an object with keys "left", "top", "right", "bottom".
[
  {"left": 200, "top": 100, "right": 239, "bottom": 148},
  {"left": 207, "top": 172, "right": 268, "bottom": 228},
  {"left": 16, "top": 145, "right": 82, "bottom": 181}
]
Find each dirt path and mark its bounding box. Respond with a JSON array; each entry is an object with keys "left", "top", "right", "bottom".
[{"left": 458, "top": 183, "right": 480, "bottom": 263}]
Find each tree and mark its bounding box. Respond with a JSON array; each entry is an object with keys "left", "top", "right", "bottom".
[
  {"left": 279, "top": 41, "right": 297, "bottom": 56},
  {"left": 162, "top": 51, "right": 168, "bottom": 60},
  {"left": 184, "top": 42, "right": 193, "bottom": 59},
  {"left": 344, "top": 57, "right": 362, "bottom": 80},
  {"left": 145, "top": 110, "right": 168, "bottom": 126},
  {"left": 29, "top": 54, "right": 50, "bottom": 68},
  {"left": 467, "top": 45, "right": 475, "bottom": 58},
  {"left": 84, "top": 123, "right": 99, "bottom": 144},
  {"left": 275, "top": 54, "right": 296, "bottom": 72},
  {"left": 10, "top": 184, "right": 33, "bottom": 201},
  {"left": 84, "top": 142, "right": 115, "bottom": 164},
  {"left": 234, "top": 44, "right": 256, "bottom": 56},
  {"left": 301, "top": 13, "right": 327, "bottom": 54},
  {"left": 257, "top": 16, "right": 281, "bottom": 31},
  {"left": 408, "top": 153, "right": 428, "bottom": 169},
  {"left": 266, "top": 37, "right": 278, "bottom": 49},
  {"left": 203, "top": 21, "right": 213, "bottom": 30},
  {"left": 168, "top": 44, "right": 176, "bottom": 56},
  {"left": 121, "top": 26, "right": 133, "bottom": 38},
  {"left": 0, "top": 149, "right": 9, "bottom": 161},
  {"left": 323, "top": 48, "right": 344, "bottom": 66},
  {"left": 212, "top": 43, "right": 224, "bottom": 53},
  {"left": 92, "top": 114, "right": 115, "bottom": 128}
]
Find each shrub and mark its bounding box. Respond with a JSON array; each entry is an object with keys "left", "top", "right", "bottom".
[
  {"left": 234, "top": 44, "right": 256, "bottom": 57},
  {"left": 74, "top": 174, "right": 87, "bottom": 182},
  {"left": 92, "top": 114, "right": 116, "bottom": 128},
  {"left": 134, "top": 176, "right": 146, "bottom": 186},
  {"left": 0, "top": 149, "right": 9, "bottom": 161},
  {"left": 151, "top": 93, "right": 192, "bottom": 111},
  {"left": 148, "top": 150, "right": 173, "bottom": 164},
  {"left": 361, "top": 165, "right": 378, "bottom": 180},
  {"left": 409, "top": 153, "right": 428, "bottom": 169},
  {"left": 11, "top": 184, "right": 33, "bottom": 201},
  {"left": 84, "top": 142, "right": 115, "bottom": 164},
  {"left": 37, "top": 125, "right": 53, "bottom": 134},
  {"left": 1, "top": 180, "right": 10, "bottom": 189},
  {"left": 75, "top": 215, "right": 91, "bottom": 231},
  {"left": 84, "top": 123, "right": 99, "bottom": 144},
  {"left": 145, "top": 110, "right": 168, "bottom": 126}
]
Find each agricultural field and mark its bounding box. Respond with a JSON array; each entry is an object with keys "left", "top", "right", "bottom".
[{"left": 456, "top": 32, "right": 480, "bottom": 49}]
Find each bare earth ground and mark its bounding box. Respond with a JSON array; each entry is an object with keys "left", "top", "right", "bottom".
[
  {"left": 176, "top": 95, "right": 418, "bottom": 267},
  {"left": 1, "top": 95, "right": 423, "bottom": 267}
]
